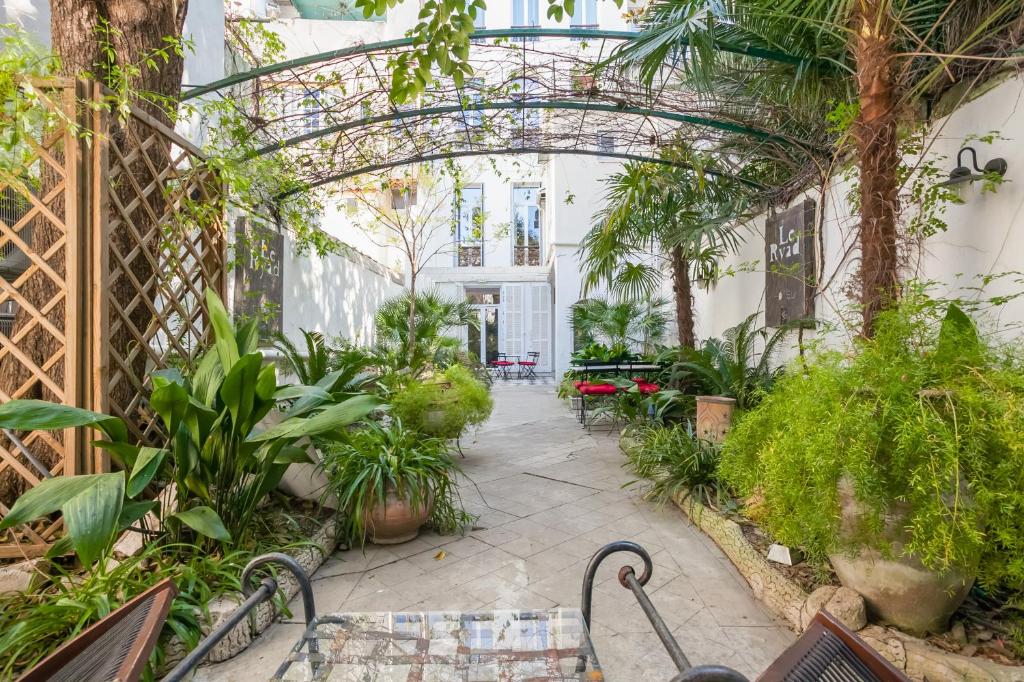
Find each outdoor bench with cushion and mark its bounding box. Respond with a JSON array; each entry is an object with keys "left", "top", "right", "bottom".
[{"left": 20, "top": 542, "right": 908, "bottom": 682}]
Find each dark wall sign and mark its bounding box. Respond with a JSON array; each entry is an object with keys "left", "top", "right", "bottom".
[
  {"left": 233, "top": 215, "right": 283, "bottom": 339},
  {"left": 765, "top": 199, "right": 816, "bottom": 328}
]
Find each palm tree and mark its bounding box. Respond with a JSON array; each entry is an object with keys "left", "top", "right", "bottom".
[
  {"left": 611, "top": 0, "right": 1021, "bottom": 335},
  {"left": 375, "top": 290, "right": 478, "bottom": 372},
  {"left": 580, "top": 162, "right": 747, "bottom": 347},
  {"left": 571, "top": 297, "right": 669, "bottom": 353}
]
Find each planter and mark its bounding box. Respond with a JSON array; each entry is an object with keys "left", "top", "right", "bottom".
[
  {"left": 367, "top": 488, "right": 433, "bottom": 545},
  {"left": 695, "top": 395, "right": 737, "bottom": 442},
  {"left": 830, "top": 477, "right": 975, "bottom": 636}
]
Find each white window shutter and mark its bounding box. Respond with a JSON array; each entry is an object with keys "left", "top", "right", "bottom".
[
  {"left": 502, "top": 284, "right": 525, "bottom": 357},
  {"left": 528, "top": 284, "right": 551, "bottom": 371}
]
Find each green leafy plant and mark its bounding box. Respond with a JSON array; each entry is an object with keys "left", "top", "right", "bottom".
[
  {"left": 319, "top": 419, "right": 471, "bottom": 544},
  {"left": 570, "top": 298, "right": 668, "bottom": 353},
  {"left": 720, "top": 293, "right": 1024, "bottom": 590},
  {"left": 389, "top": 365, "right": 493, "bottom": 440},
  {"left": 671, "top": 314, "right": 802, "bottom": 409},
  {"left": 622, "top": 422, "right": 721, "bottom": 506},
  {"left": 0, "top": 289, "right": 378, "bottom": 560},
  {"left": 374, "top": 290, "right": 477, "bottom": 375}
]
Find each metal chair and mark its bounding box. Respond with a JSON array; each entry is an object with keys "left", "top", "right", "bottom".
[
  {"left": 19, "top": 579, "right": 177, "bottom": 682},
  {"left": 489, "top": 353, "right": 515, "bottom": 380},
  {"left": 517, "top": 351, "right": 540, "bottom": 379}
]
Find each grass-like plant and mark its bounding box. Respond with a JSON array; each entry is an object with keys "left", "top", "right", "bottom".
[
  {"left": 319, "top": 419, "right": 471, "bottom": 545},
  {"left": 720, "top": 293, "right": 1024, "bottom": 591},
  {"left": 622, "top": 422, "right": 721, "bottom": 505}
]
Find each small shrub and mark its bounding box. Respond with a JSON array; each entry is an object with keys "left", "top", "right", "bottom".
[
  {"left": 721, "top": 294, "right": 1024, "bottom": 591},
  {"left": 390, "top": 365, "right": 493, "bottom": 440}
]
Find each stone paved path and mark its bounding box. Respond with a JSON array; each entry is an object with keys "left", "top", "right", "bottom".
[{"left": 198, "top": 384, "right": 793, "bottom": 680}]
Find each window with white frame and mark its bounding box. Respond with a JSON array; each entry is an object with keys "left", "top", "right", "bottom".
[
  {"left": 512, "top": 0, "right": 539, "bottom": 41},
  {"left": 570, "top": 0, "right": 598, "bottom": 29},
  {"left": 512, "top": 185, "right": 541, "bottom": 266},
  {"left": 454, "top": 185, "right": 484, "bottom": 266}
]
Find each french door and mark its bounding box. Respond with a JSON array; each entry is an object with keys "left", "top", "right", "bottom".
[{"left": 468, "top": 304, "right": 500, "bottom": 365}]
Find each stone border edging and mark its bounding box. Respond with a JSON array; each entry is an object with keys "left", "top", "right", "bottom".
[
  {"left": 671, "top": 491, "right": 1024, "bottom": 682},
  {"left": 163, "top": 517, "right": 338, "bottom": 668}
]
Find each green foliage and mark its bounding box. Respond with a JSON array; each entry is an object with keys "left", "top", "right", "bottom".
[
  {"left": 0, "top": 290, "right": 378, "bottom": 562},
  {"left": 389, "top": 365, "right": 493, "bottom": 440},
  {"left": 622, "top": 422, "right": 721, "bottom": 505},
  {"left": 0, "top": 539, "right": 292, "bottom": 679},
  {"left": 570, "top": 298, "right": 668, "bottom": 353},
  {"left": 570, "top": 341, "right": 636, "bottom": 364},
  {"left": 580, "top": 162, "right": 748, "bottom": 307},
  {"left": 374, "top": 290, "right": 477, "bottom": 375},
  {"left": 319, "top": 419, "right": 471, "bottom": 545},
  {"left": 667, "top": 314, "right": 801, "bottom": 409},
  {"left": 720, "top": 294, "right": 1024, "bottom": 590}
]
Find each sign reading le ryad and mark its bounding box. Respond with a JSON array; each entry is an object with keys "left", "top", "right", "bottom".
[
  {"left": 765, "top": 199, "right": 815, "bottom": 328},
  {"left": 233, "top": 215, "right": 284, "bottom": 338}
]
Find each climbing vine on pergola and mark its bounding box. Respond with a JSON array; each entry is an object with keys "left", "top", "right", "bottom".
[{"left": 186, "top": 28, "right": 831, "bottom": 207}]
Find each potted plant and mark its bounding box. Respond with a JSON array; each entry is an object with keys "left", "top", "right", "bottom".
[
  {"left": 320, "top": 419, "right": 470, "bottom": 545},
  {"left": 720, "top": 293, "right": 1024, "bottom": 635},
  {"left": 389, "top": 365, "right": 493, "bottom": 442}
]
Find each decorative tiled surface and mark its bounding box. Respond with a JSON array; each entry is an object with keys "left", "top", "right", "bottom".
[{"left": 276, "top": 609, "right": 601, "bottom": 681}]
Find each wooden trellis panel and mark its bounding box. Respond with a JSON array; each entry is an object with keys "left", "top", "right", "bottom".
[
  {"left": 94, "top": 100, "right": 225, "bottom": 460},
  {"left": 0, "top": 80, "right": 225, "bottom": 557}
]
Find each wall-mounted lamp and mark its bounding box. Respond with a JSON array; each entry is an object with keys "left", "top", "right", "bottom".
[{"left": 940, "top": 146, "right": 1008, "bottom": 187}]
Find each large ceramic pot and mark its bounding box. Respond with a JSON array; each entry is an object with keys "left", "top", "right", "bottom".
[
  {"left": 366, "top": 487, "right": 433, "bottom": 545},
  {"left": 829, "top": 476, "right": 975, "bottom": 636}
]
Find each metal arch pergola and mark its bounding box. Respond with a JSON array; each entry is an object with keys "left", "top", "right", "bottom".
[{"left": 186, "top": 28, "right": 828, "bottom": 195}]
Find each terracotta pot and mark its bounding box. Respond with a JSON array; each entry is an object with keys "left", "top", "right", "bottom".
[
  {"left": 829, "top": 476, "right": 975, "bottom": 635},
  {"left": 366, "top": 487, "right": 433, "bottom": 545},
  {"left": 695, "top": 396, "right": 737, "bottom": 443}
]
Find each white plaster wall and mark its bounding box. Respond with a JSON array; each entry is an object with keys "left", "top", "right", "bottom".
[
  {"left": 694, "top": 74, "right": 1024, "bottom": 352},
  {"left": 280, "top": 232, "right": 405, "bottom": 345}
]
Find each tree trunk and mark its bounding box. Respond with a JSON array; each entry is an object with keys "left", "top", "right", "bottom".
[
  {"left": 671, "top": 245, "right": 696, "bottom": 348},
  {"left": 0, "top": 1, "right": 189, "bottom": 504},
  {"left": 853, "top": 0, "right": 899, "bottom": 337},
  {"left": 407, "top": 272, "right": 417, "bottom": 362}
]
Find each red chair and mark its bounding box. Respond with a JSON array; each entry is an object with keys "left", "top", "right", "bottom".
[
  {"left": 489, "top": 353, "right": 516, "bottom": 379},
  {"left": 517, "top": 351, "right": 540, "bottom": 379},
  {"left": 578, "top": 382, "right": 618, "bottom": 430}
]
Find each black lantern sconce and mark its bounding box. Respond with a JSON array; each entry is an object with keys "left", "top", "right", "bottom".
[{"left": 941, "top": 146, "right": 1008, "bottom": 187}]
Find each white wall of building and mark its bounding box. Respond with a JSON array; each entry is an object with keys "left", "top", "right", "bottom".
[
  {"left": 694, "top": 74, "right": 1024, "bottom": 352},
  {"left": 280, "top": 232, "right": 404, "bottom": 344}
]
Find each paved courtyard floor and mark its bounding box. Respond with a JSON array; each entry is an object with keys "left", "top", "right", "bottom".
[{"left": 198, "top": 383, "right": 793, "bottom": 680}]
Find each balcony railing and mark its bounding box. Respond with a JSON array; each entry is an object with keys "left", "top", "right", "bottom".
[
  {"left": 514, "top": 245, "right": 540, "bottom": 266},
  {"left": 457, "top": 242, "right": 483, "bottom": 267}
]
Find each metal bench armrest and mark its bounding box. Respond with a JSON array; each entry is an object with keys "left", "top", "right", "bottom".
[{"left": 162, "top": 553, "right": 316, "bottom": 682}]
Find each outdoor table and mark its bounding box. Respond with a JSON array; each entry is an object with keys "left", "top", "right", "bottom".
[
  {"left": 568, "top": 363, "right": 661, "bottom": 378},
  {"left": 272, "top": 608, "right": 602, "bottom": 681}
]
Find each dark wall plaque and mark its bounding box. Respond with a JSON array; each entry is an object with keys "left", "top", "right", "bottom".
[
  {"left": 233, "top": 215, "right": 283, "bottom": 339},
  {"left": 765, "top": 199, "right": 816, "bottom": 328}
]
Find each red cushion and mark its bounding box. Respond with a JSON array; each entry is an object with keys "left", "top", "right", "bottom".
[
  {"left": 637, "top": 382, "right": 660, "bottom": 394},
  {"left": 573, "top": 380, "right": 586, "bottom": 389},
  {"left": 492, "top": 360, "right": 514, "bottom": 366},
  {"left": 632, "top": 376, "right": 646, "bottom": 383},
  {"left": 518, "top": 361, "right": 537, "bottom": 366},
  {"left": 580, "top": 384, "right": 617, "bottom": 395}
]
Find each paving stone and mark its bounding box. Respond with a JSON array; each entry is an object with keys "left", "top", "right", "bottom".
[{"left": 198, "top": 384, "right": 792, "bottom": 680}]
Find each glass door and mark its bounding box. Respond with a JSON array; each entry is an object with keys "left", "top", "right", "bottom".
[{"left": 468, "top": 305, "right": 500, "bottom": 364}]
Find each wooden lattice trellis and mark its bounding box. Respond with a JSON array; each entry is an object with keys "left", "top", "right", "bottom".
[{"left": 0, "top": 79, "right": 225, "bottom": 558}]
